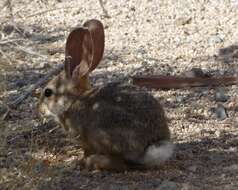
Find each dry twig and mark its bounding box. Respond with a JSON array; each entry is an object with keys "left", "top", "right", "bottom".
[
  {"left": 98, "top": 0, "right": 110, "bottom": 18},
  {"left": 8, "top": 64, "right": 64, "bottom": 108},
  {"left": 26, "top": 6, "right": 77, "bottom": 18},
  {"left": 0, "top": 47, "right": 13, "bottom": 65},
  {"left": 0, "top": 38, "right": 25, "bottom": 45},
  {"left": 6, "top": 0, "right": 14, "bottom": 20},
  {"left": 12, "top": 44, "right": 47, "bottom": 59},
  {"left": 0, "top": 102, "right": 9, "bottom": 120}
]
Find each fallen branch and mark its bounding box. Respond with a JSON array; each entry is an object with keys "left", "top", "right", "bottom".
[
  {"left": 8, "top": 64, "right": 64, "bottom": 108},
  {"left": 132, "top": 75, "right": 238, "bottom": 89}
]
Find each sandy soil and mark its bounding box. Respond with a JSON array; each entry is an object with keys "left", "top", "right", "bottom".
[{"left": 1, "top": 0, "right": 238, "bottom": 189}]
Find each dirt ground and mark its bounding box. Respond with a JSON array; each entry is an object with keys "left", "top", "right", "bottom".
[{"left": 1, "top": 0, "right": 238, "bottom": 189}]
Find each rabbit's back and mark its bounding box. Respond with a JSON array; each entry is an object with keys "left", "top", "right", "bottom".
[{"left": 90, "top": 82, "right": 168, "bottom": 133}]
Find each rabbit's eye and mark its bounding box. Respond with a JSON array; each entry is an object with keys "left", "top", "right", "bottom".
[{"left": 44, "top": 88, "right": 53, "bottom": 97}]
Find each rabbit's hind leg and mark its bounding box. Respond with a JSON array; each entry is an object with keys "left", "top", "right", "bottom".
[{"left": 84, "top": 154, "right": 129, "bottom": 172}]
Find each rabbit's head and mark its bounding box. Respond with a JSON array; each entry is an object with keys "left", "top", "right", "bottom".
[{"left": 38, "top": 19, "right": 105, "bottom": 119}]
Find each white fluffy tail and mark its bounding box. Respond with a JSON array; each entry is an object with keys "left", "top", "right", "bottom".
[{"left": 140, "top": 141, "right": 174, "bottom": 167}]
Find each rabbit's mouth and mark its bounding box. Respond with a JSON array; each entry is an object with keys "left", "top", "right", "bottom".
[
  {"left": 38, "top": 103, "right": 54, "bottom": 117},
  {"left": 38, "top": 103, "right": 62, "bottom": 124}
]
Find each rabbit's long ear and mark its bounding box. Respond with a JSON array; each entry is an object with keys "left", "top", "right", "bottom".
[
  {"left": 64, "top": 19, "right": 104, "bottom": 90},
  {"left": 83, "top": 19, "right": 105, "bottom": 72},
  {"left": 65, "top": 27, "right": 93, "bottom": 79}
]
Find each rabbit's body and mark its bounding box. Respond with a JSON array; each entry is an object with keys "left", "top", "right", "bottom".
[
  {"left": 38, "top": 19, "right": 173, "bottom": 171},
  {"left": 39, "top": 81, "right": 173, "bottom": 170},
  {"left": 68, "top": 83, "right": 170, "bottom": 156}
]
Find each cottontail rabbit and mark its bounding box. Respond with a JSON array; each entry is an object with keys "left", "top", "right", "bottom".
[{"left": 38, "top": 19, "right": 174, "bottom": 171}]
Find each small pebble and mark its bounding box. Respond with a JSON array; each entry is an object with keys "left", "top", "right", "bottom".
[
  {"left": 147, "top": 179, "right": 161, "bottom": 188},
  {"left": 201, "top": 89, "right": 209, "bottom": 96},
  {"left": 204, "top": 110, "right": 210, "bottom": 117},
  {"left": 215, "top": 104, "right": 228, "bottom": 120},
  {"left": 183, "top": 68, "right": 205, "bottom": 78},
  {"left": 2, "top": 24, "right": 15, "bottom": 34},
  {"left": 181, "top": 183, "right": 198, "bottom": 190},
  {"left": 215, "top": 130, "right": 221, "bottom": 137},
  {"left": 175, "top": 17, "right": 192, "bottom": 26},
  {"left": 188, "top": 165, "right": 197, "bottom": 172},
  {"left": 215, "top": 89, "right": 229, "bottom": 102},
  {"left": 15, "top": 79, "right": 28, "bottom": 88},
  {"left": 194, "top": 127, "right": 202, "bottom": 134},
  {"left": 176, "top": 96, "right": 184, "bottom": 103},
  {"left": 208, "top": 34, "right": 224, "bottom": 45},
  {"left": 159, "top": 180, "right": 177, "bottom": 190},
  {"left": 234, "top": 106, "right": 238, "bottom": 112}
]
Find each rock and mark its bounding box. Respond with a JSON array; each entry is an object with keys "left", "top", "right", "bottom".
[
  {"left": 147, "top": 179, "right": 161, "bottom": 188},
  {"left": 2, "top": 24, "right": 15, "bottom": 34},
  {"left": 183, "top": 68, "right": 205, "bottom": 78},
  {"left": 159, "top": 180, "right": 177, "bottom": 190},
  {"left": 208, "top": 34, "right": 224, "bottom": 45},
  {"left": 214, "top": 104, "right": 228, "bottom": 120},
  {"left": 215, "top": 89, "right": 229, "bottom": 102},
  {"left": 201, "top": 89, "right": 209, "bottom": 96},
  {"left": 176, "top": 96, "right": 184, "bottom": 103},
  {"left": 15, "top": 79, "right": 28, "bottom": 88},
  {"left": 188, "top": 165, "right": 197, "bottom": 172}
]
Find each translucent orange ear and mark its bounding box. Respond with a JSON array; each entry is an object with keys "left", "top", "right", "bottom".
[
  {"left": 64, "top": 19, "right": 104, "bottom": 81},
  {"left": 65, "top": 27, "right": 93, "bottom": 79},
  {"left": 83, "top": 19, "right": 105, "bottom": 72}
]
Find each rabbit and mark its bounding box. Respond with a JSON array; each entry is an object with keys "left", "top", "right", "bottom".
[{"left": 38, "top": 19, "right": 174, "bottom": 171}]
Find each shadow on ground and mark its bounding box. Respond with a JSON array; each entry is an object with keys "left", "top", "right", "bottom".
[{"left": 2, "top": 119, "right": 238, "bottom": 190}]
